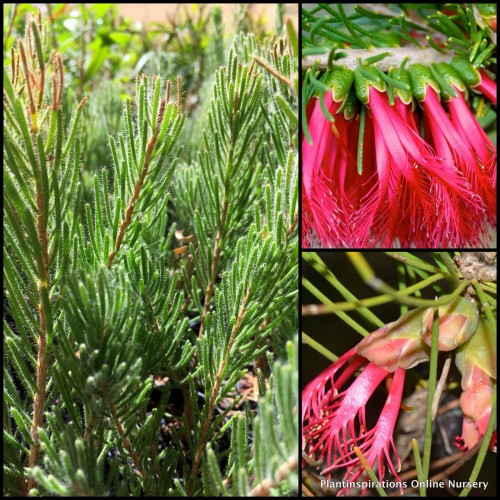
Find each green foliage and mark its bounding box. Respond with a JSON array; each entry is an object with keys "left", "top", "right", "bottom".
[
  {"left": 4, "top": 7, "right": 298, "bottom": 497},
  {"left": 302, "top": 3, "right": 497, "bottom": 139},
  {"left": 202, "top": 338, "right": 298, "bottom": 497}
]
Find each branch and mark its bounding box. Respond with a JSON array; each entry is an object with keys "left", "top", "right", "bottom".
[
  {"left": 187, "top": 287, "right": 251, "bottom": 495},
  {"left": 107, "top": 136, "right": 157, "bottom": 268},
  {"left": 197, "top": 195, "right": 228, "bottom": 339},
  {"left": 197, "top": 89, "right": 238, "bottom": 340},
  {"left": 249, "top": 453, "right": 298, "bottom": 496},
  {"left": 302, "top": 47, "right": 452, "bottom": 71},
  {"left": 454, "top": 252, "right": 497, "bottom": 282},
  {"left": 109, "top": 403, "right": 147, "bottom": 478}
]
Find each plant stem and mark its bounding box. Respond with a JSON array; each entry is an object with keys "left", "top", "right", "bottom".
[
  {"left": 302, "top": 332, "right": 338, "bottom": 362},
  {"left": 431, "top": 353, "right": 452, "bottom": 420},
  {"left": 302, "top": 272, "right": 447, "bottom": 313},
  {"left": 472, "top": 280, "right": 497, "bottom": 334},
  {"left": 197, "top": 92, "right": 237, "bottom": 339},
  {"left": 109, "top": 402, "right": 147, "bottom": 478},
  {"left": 248, "top": 453, "right": 298, "bottom": 496},
  {"left": 353, "top": 447, "right": 387, "bottom": 496},
  {"left": 421, "top": 314, "right": 440, "bottom": 494},
  {"left": 253, "top": 54, "right": 294, "bottom": 92},
  {"left": 438, "top": 252, "right": 461, "bottom": 288},
  {"left": 302, "top": 47, "right": 452, "bottom": 71},
  {"left": 303, "top": 252, "right": 384, "bottom": 327},
  {"left": 348, "top": 251, "right": 470, "bottom": 307},
  {"left": 301, "top": 276, "right": 372, "bottom": 337},
  {"left": 411, "top": 439, "right": 426, "bottom": 496},
  {"left": 187, "top": 287, "right": 250, "bottom": 495},
  {"left": 107, "top": 136, "right": 157, "bottom": 268},
  {"left": 198, "top": 195, "right": 229, "bottom": 339},
  {"left": 27, "top": 127, "right": 51, "bottom": 496},
  {"left": 385, "top": 252, "right": 443, "bottom": 274}
]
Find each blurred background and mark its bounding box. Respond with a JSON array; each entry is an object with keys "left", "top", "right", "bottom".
[{"left": 117, "top": 4, "right": 298, "bottom": 31}]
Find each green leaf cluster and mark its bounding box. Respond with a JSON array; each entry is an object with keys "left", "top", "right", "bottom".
[{"left": 4, "top": 9, "right": 298, "bottom": 497}]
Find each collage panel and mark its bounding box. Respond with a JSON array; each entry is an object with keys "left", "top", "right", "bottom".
[
  {"left": 4, "top": 4, "right": 299, "bottom": 497},
  {"left": 301, "top": 251, "right": 497, "bottom": 496},
  {"left": 301, "top": 4, "right": 496, "bottom": 249}
]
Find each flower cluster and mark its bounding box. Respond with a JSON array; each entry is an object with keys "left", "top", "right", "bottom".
[
  {"left": 302, "top": 58, "right": 496, "bottom": 248},
  {"left": 302, "top": 297, "right": 496, "bottom": 496}
]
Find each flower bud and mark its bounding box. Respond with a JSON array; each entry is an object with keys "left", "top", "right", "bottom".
[
  {"left": 420, "top": 296, "right": 479, "bottom": 351},
  {"left": 455, "top": 318, "right": 496, "bottom": 452},
  {"left": 356, "top": 308, "right": 432, "bottom": 372},
  {"left": 455, "top": 317, "right": 496, "bottom": 389}
]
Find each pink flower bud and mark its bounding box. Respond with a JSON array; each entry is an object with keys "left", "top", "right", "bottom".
[
  {"left": 420, "top": 296, "right": 479, "bottom": 351},
  {"left": 455, "top": 318, "right": 496, "bottom": 452},
  {"left": 355, "top": 308, "right": 432, "bottom": 372}
]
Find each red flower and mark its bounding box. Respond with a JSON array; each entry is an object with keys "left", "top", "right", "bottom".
[
  {"left": 420, "top": 85, "right": 493, "bottom": 245},
  {"left": 303, "top": 70, "right": 496, "bottom": 248},
  {"left": 302, "top": 308, "right": 433, "bottom": 495},
  {"left": 302, "top": 92, "right": 372, "bottom": 247},
  {"left": 302, "top": 93, "right": 351, "bottom": 247},
  {"left": 475, "top": 71, "right": 497, "bottom": 105},
  {"left": 354, "top": 87, "right": 479, "bottom": 247},
  {"left": 445, "top": 86, "right": 497, "bottom": 222},
  {"left": 302, "top": 300, "right": 487, "bottom": 495}
]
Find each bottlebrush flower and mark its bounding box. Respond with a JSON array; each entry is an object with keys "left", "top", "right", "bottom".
[
  {"left": 302, "top": 92, "right": 354, "bottom": 247},
  {"left": 409, "top": 68, "right": 492, "bottom": 246},
  {"left": 455, "top": 318, "right": 497, "bottom": 452},
  {"left": 302, "top": 307, "right": 434, "bottom": 494},
  {"left": 302, "top": 348, "right": 406, "bottom": 495},
  {"left": 302, "top": 89, "right": 377, "bottom": 248},
  {"left": 304, "top": 59, "right": 496, "bottom": 248},
  {"left": 445, "top": 86, "right": 497, "bottom": 222},
  {"left": 353, "top": 85, "right": 477, "bottom": 247}
]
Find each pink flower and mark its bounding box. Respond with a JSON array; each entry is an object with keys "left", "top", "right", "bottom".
[
  {"left": 303, "top": 64, "right": 496, "bottom": 248},
  {"left": 353, "top": 87, "right": 478, "bottom": 247},
  {"left": 302, "top": 92, "right": 372, "bottom": 247},
  {"left": 420, "top": 296, "right": 479, "bottom": 351},
  {"left": 302, "top": 348, "right": 405, "bottom": 495},
  {"left": 302, "top": 308, "right": 433, "bottom": 495},
  {"left": 416, "top": 86, "right": 490, "bottom": 246},
  {"left": 454, "top": 318, "right": 497, "bottom": 452},
  {"left": 445, "top": 86, "right": 497, "bottom": 222},
  {"left": 455, "top": 365, "right": 496, "bottom": 452},
  {"left": 302, "top": 92, "right": 351, "bottom": 247},
  {"left": 475, "top": 70, "right": 497, "bottom": 105}
]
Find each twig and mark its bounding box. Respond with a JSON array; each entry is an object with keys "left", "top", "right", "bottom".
[
  {"left": 3, "top": 3, "right": 18, "bottom": 55},
  {"left": 26, "top": 27, "right": 51, "bottom": 492},
  {"left": 253, "top": 54, "right": 294, "bottom": 92},
  {"left": 302, "top": 47, "right": 452, "bottom": 71},
  {"left": 249, "top": 453, "right": 298, "bottom": 496},
  {"left": 109, "top": 403, "right": 147, "bottom": 478},
  {"left": 197, "top": 195, "right": 228, "bottom": 338},
  {"left": 431, "top": 353, "right": 452, "bottom": 421},
  {"left": 187, "top": 288, "right": 251, "bottom": 495},
  {"left": 197, "top": 84, "right": 240, "bottom": 340},
  {"left": 107, "top": 136, "right": 157, "bottom": 268}
]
